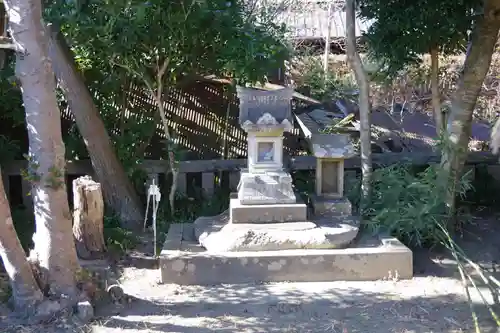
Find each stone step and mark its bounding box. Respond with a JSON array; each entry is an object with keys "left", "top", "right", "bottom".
[
  {"left": 230, "top": 198, "right": 307, "bottom": 224},
  {"left": 310, "top": 195, "right": 352, "bottom": 216}
]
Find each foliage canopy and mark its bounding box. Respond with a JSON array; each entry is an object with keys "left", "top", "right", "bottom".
[
  {"left": 358, "top": 0, "right": 481, "bottom": 77},
  {"left": 48, "top": 0, "right": 290, "bottom": 88}
]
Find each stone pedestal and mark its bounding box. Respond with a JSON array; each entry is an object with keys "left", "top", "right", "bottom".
[
  {"left": 238, "top": 170, "right": 296, "bottom": 205},
  {"left": 230, "top": 198, "right": 307, "bottom": 224}
]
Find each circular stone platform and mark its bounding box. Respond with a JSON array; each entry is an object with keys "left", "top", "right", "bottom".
[{"left": 193, "top": 211, "right": 360, "bottom": 252}]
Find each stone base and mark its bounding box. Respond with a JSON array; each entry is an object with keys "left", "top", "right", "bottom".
[
  {"left": 230, "top": 198, "right": 307, "bottom": 224},
  {"left": 194, "top": 211, "right": 360, "bottom": 252},
  {"left": 160, "top": 224, "right": 413, "bottom": 285},
  {"left": 238, "top": 171, "right": 296, "bottom": 205},
  {"left": 311, "top": 195, "right": 352, "bottom": 215}
]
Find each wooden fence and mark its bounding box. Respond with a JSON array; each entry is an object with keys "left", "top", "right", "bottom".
[{"left": 1, "top": 151, "right": 497, "bottom": 209}]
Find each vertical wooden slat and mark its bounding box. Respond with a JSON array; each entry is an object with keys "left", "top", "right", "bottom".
[
  {"left": 202, "top": 172, "right": 215, "bottom": 197},
  {"left": 229, "top": 171, "right": 240, "bottom": 192},
  {"left": 21, "top": 178, "right": 33, "bottom": 211},
  {"left": 215, "top": 171, "right": 223, "bottom": 188},
  {"left": 344, "top": 170, "right": 357, "bottom": 193},
  {"left": 315, "top": 158, "right": 322, "bottom": 196},
  {"left": 176, "top": 172, "right": 187, "bottom": 195}
]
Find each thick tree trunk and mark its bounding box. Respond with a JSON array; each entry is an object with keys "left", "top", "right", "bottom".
[
  {"left": 72, "top": 176, "right": 106, "bottom": 260},
  {"left": 4, "top": 0, "right": 79, "bottom": 298},
  {"left": 0, "top": 168, "right": 43, "bottom": 311},
  {"left": 430, "top": 47, "right": 444, "bottom": 135},
  {"left": 441, "top": 0, "right": 500, "bottom": 218},
  {"left": 46, "top": 26, "right": 144, "bottom": 229},
  {"left": 346, "top": 0, "right": 372, "bottom": 206}
]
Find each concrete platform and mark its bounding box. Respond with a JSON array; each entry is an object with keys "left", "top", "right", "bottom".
[{"left": 160, "top": 223, "right": 413, "bottom": 285}]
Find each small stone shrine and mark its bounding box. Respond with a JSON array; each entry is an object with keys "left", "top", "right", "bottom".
[
  {"left": 309, "top": 133, "right": 356, "bottom": 215},
  {"left": 236, "top": 85, "right": 296, "bottom": 206},
  {"left": 192, "top": 86, "right": 360, "bottom": 252}
]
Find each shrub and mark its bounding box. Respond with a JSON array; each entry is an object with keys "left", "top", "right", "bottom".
[{"left": 347, "top": 164, "right": 473, "bottom": 247}]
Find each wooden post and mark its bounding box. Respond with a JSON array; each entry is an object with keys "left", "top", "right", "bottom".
[
  {"left": 176, "top": 172, "right": 187, "bottom": 195},
  {"left": 21, "top": 177, "right": 33, "bottom": 212},
  {"left": 323, "top": 1, "right": 332, "bottom": 77},
  {"left": 72, "top": 176, "right": 106, "bottom": 260},
  {"left": 202, "top": 172, "right": 215, "bottom": 197},
  {"left": 229, "top": 171, "right": 240, "bottom": 192}
]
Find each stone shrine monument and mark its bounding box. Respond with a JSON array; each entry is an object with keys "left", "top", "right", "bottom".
[
  {"left": 235, "top": 85, "right": 296, "bottom": 207},
  {"left": 159, "top": 86, "right": 413, "bottom": 285},
  {"left": 193, "top": 86, "right": 361, "bottom": 252}
]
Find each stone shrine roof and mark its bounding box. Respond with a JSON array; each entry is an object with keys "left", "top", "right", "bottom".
[
  {"left": 310, "top": 134, "right": 355, "bottom": 159},
  {"left": 237, "top": 86, "right": 294, "bottom": 132}
]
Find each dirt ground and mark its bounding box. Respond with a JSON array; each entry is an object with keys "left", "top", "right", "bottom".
[
  {"left": 82, "top": 212, "right": 500, "bottom": 333},
  {"left": 2, "top": 213, "right": 500, "bottom": 333}
]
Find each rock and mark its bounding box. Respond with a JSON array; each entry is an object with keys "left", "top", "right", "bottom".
[
  {"left": 75, "top": 300, "right": 94, "bottom": 323},
  {"left": 36, "top": 300, "right": 63, "bottom": 317},
  {"left": 107, "top": 284, "right": 125, "bottom": 304},
  {"left": 195, "top": 215, "right": 360, "bottom": 252}
]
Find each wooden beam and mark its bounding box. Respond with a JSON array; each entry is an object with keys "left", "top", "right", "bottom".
[{"left": 2, "top": 152, "right": 497, "bottom": 176}]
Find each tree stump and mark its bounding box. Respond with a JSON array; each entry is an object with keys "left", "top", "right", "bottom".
[{"left": 73, "top": 176, "right": 106, "bottom": 259}]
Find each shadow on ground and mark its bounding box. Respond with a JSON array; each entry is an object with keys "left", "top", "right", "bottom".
[{"left": 90, "top": 275, "right": 499, "bottom": 333}]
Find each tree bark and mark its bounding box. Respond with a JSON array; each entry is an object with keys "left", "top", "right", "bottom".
[
  {"left": 346, "top": 0, "right": 372, "bottom": 206},
  {"left": 4, "top": 0, "right": 79, "bottom": 298},
  {"left": 0, "top": 168, "right": 43, "bottom": 311},
  {"left": 46, "top": 25, "right": 144, "bottom": 229},
  {"left": 441, "top": 0, "right": 500, "bottom": 219},
  {"left": 72, "top": 176, "right": 106, "bottom": 260},
  {"left": 430, "top": 47, "right": 444, "bottom": 135}
]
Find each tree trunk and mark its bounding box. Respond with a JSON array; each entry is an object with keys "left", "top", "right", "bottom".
[
  {"left": 4, "top": 0, "right": 79, "bottom": 298},
  {"left": 72, "top": 176, "right": 106, "bottom": 260},
  {"left": 441, "top": 0, "right": 500, "bottom": 219},
  {"left": 430, "top": 47, "right": 444, "bottom": 135},
  {"left": 46, "top": 25, "right": 144, "bottom": 229},
  {"left": 0, "top": 168, "right": 43, "bottom": 311},
  {"left": 346, "top": 0, "right": 372, "bottom": 206},
  {"left": 323, "top": 2, "right": 332, "bottom": 81}
]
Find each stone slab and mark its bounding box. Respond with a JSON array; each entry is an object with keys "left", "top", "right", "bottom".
[
  {"left": 194, "top": 211, "right": 359, "bottom": 252},
  {"left": 230, "top": 198, "right": 307, "bottom": 224},
  {"left": 238, "top": 171, "right": 296, "bottom": 205},
  {"left": 160, "top": 223, "right": 413, "bottom": 285},
  {"left": 311, "top": 195, "right": 352, "bottom": 215}
]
